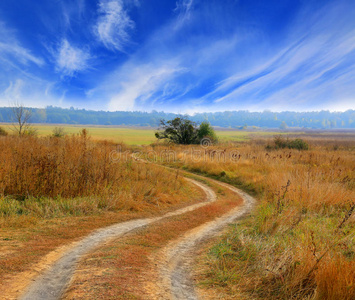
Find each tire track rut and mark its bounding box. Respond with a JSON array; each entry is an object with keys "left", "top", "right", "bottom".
[
  {"left": 19, "top": 178, "right": 215, "bottom": 300},
  {"left": 146, "top": 179, "right": 256, "bottom": 299}
]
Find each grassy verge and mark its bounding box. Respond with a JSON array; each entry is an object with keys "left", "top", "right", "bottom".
[
  {"left": 140, "top": 140, "right": 355, "bottom": 299},
  {"left": 0, "top": 135, "right": 203, "bottom": 298}
]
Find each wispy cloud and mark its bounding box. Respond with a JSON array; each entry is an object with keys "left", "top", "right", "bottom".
[
  {"left": 175, "top": 0, "right": 195, "bottom": 26},
  {"left": 191, "top": 1, "right": 355, "bottom": 112},
  {"left": 0, "top": 77, "right": 59, "bottom": 108},
  {"left": 0, "top": 22, "right": 44, "bottom": 67},
  {"left": 1, "top": 0, "right": 354, "bottom": 112},
  {"left": 94, "top": 0, "right": 135, "bottom": 52},
  {"left": 55, "top": 39, "right": 91, "bottom": 76},
  {"left": 60, "top": 0, "right": 86, "bottom": 29},
  {"left": 95, "top": 61, "right": 185, "bottom": 111}
]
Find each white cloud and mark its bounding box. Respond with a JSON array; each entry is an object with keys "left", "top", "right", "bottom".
[
  {"left": 107, "top": 63, "right": 184, "bottom": 111},
  {"left": 94, "top": 0, "right": 135, "bottom": 52},
  {"left": 0, "top": 78, "right": 59, "bottom": 108},
  {"left": 200, "top": 2, "right": 355, "bottom": 112},
  {"left": 3, "top": 79, "right": 24, "bottom": 102},
  {"left": 55, "top": 39, "right": 91, "bottom": 76}
]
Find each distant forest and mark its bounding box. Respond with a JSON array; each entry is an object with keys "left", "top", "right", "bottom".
[{"left": 0, "top": 106, "right": 355, "bottom": 129}]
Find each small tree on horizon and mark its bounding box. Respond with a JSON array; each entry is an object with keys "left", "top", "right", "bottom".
[
  {"left": 197, "top": 121, "right": 218, "bottom": 143},
  {"left": 155, "top": 116, "right": 198, "bottom": 144},
  {"left": 10, "top": 102, "right": 36, "bottom": 136},
  {"left": 155, "top": 116, "right": 217, "bottom": 145}
]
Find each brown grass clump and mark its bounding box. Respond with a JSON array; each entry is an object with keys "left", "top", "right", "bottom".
[
  {"left": 0, "top": 132, "right": 195, "bottom": 220},
  {"left": 0, "top": 132, "right": 203, "bottom": 290},
  {"left": 142, "top": 136, "right": 355, "bottom": 299}
]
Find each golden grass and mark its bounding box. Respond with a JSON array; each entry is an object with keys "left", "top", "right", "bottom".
[
  {"left": 0, "top": 132, "right": 194, "bottom": 220},
  {"left": 0, "top": 133, "right": 204, "bottom": 291},
  {"left": 142, "top": 138, "right": 355, "bottom": 299}
]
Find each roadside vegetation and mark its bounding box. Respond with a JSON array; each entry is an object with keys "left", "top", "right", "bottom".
[
  {"left": 143, "top": 136, "right": 355, "bottom": 299},
  {"left": 0, "top": 131, "right": 195, "bottom": 218},
  {"left": 0, "top": 131, "right": 203, "bottom": 292}
]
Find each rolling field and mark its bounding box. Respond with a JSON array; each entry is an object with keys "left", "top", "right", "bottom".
[
  {"left": 0, "top": 124, "right": 156, "bottom": 145},
  {"left": 0, "top": 123, "right": 304, "bottom": 144},
  {"left": 1, "top": 123, "right": 355, "bottom": 299}
]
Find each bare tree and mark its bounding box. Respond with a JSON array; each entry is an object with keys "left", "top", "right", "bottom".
[{"left": 11, "top": 102, "right": 36, "bottom": 136}]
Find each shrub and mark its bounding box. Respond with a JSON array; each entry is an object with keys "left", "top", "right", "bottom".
[
  {"left": 197, "top": 121, "right": 218, "bottom": 143},
  {"left": 52, "top": 127, "right": 66, "bottom": 138},
  {"left": 288, "top": 138, "right": 309, "bottom": 150},
  {"left": 274, "top": 135, "right": 288, "bottom": 149},
  {"left": 0, "top": 127, "right": 8, "bottom": 136},
  {"left": 267, "top": 135, "right": 309, "bottom": 150}
]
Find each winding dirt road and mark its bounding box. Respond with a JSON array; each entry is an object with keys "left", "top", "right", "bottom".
[
  {"left": 19, "top": 178, "right": 216, "bottom": 300},
  {"left": 146, "top": 179, "right": 255, "bottom": 299},
  {"left": 19, "top": 174, "right": 255, "bottom": 300}
]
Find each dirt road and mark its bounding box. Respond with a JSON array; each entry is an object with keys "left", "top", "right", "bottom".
[
  {"left": 19, "top": 175, "right": 255, "bottom": 300},
  {"left": 19, "top": 178, "right": 216, "bottom": 300},
  {"left": 145, "top": 179, "right": 255, "bottom": 299}
]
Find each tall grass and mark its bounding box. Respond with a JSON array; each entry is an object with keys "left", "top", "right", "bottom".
[
  {"left": 144, "top": 139, "right": 355, "bottom": 299},
  {"left": 0, "top": 133, "right": 193, "bottom": 221}
]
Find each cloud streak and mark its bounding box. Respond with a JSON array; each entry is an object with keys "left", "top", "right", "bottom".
[
  {"left": 94, "top": 0, "right": 135, "bottom": 52},
  {"left": 0, "top": 22, "right": 44, "bottom": 67},
  {"left": 0, "top": 0, "right": 354, "bottom": 112},
  {"left": 199, "top": 2, "right": 355, "bottom": 111}
]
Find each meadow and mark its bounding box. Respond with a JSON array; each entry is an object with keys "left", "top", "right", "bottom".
[
  {"left": 142, "top": 134, "right": 355, "bottom": 299},
  {"left": 0, "top": 131, "right": 204, "bottom": 296},
  {"left": 0, "top": 122, "right": 302, "bottom": 144},
  {"left": 0, "top": 123, "right": 156, "bottom": 145},
  {"left": 1, "top": 124, "right": 354, "bottom": 299}
]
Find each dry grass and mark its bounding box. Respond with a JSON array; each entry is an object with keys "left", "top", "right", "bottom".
[
  {"left": 0, "top": 132, "right": 195, "bottom": 221},
  {"left": 64, "top": 179, "right": 241, "bottom": 299},
  {"left": 142, "top": 137, "right": 355, "bottom": 299},
  {"left": 0, "top": 133, "right": 203, "bottom": 292}
]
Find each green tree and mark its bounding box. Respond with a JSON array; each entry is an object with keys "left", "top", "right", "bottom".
[
  {"left": 155, "top": 117, "right": 217, "bottom": 145},
  {"left": 197, "top": 121, "right": 217, "bottom": 143},
  {"left": 155, "top": 117, "right": 199, "bottom": 144}
]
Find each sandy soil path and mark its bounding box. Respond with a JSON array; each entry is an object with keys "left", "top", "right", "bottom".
[
  {"left": 145, "top": 179, "right": 256, "bottom": 299},
  {"left": 19, "top": 178, "right": 216, "bottom": 300}
]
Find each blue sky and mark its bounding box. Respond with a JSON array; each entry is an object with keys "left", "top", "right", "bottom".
[{"left": 0, "top": 0, "right": 354, "bottom": 113}]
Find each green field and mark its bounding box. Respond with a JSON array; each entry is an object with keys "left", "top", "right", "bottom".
[
  {"left": 1, "top": 123, "right": 303, "bottom": 145},
  {"left": 1, "top": 124, "right": 156, "bottom": 145}
]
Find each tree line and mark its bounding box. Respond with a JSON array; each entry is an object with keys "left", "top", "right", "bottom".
[{"left": 0, "top": 106, "right": 354, "bottom": 129}]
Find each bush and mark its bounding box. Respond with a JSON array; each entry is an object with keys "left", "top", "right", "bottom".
[
  {"left": 197, "top": 121, "right": 218, "bottom": 143},
  {"left": 0, "top": 127, "right": 8, "bottom": 136},
  {"left": 267, "top": 135, "right": 309, "bottom": 150},
  {"left": 52, "top": 127, "right": 66, "bottom": 138},
  {"left": 22, "top": 127, "right": 38, "bottom": 136},
  {"left": 288, "top": 138, "right": 309, "bottom": 150}
]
